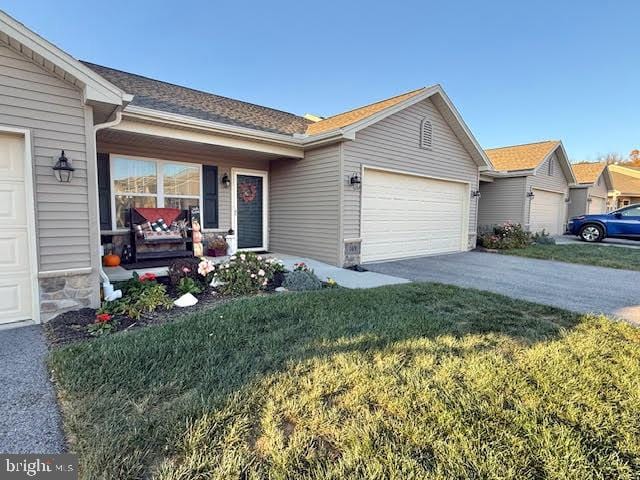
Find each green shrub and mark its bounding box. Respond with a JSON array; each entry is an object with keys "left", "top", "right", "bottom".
[
  {"left": 532, "top": 229, "right": 556, "bottom": 245},
  {"left": 177, "top": 277, "right": 203, "bottom": 296},
  {"left": 211, "top": 253, "right": 281, "bottom": 295},
  {"left": 100, "top": 272, "right": 173, "bottom": 320},
  {"left": 478, "top": 222, "right": 532, "bottom": 250},
  {"left": 283, "top": 270, "right": 323, "bottom": 291}
]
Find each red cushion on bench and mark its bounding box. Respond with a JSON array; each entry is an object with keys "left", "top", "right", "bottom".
[{"left": 134, "top": 208, "right": 182, "bottom": 225}]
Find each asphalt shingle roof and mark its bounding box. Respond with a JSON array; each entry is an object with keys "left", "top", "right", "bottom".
[
  {"left": 305, "top": 88, "right": 427, "bottom": 135},
  {"left": 610, "top": 168, "right": 640, "bottom": 195},
  {"left": 571, "top": 162, "right": 606, "bottom": 184},
  {"left": 82, "top": 62, "right": 313, "bottom": 135},
  {"left": 485, "top": 140, "right": 560, "bottom": 172}
]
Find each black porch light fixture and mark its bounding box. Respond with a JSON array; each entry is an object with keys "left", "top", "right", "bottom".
[
  {"left": 471, "top": 189, "right": 481, "bottom": 198},
  {"left": 52, "top": 150, "right": 74, "bottom": 183},
  {"left": 526, "top": 187, "right": 535, "bottom": 199},
  {"left": 221, "top": 173, "right": 231, "bottom": 188},
  {"left": 349, "top": 173, "right": 361, "bottom": 187}
]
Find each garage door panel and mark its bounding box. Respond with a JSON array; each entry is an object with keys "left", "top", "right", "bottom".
[
  {"left": 361, "top": 169, "right": 467, "bottom": 262},
  {"left": 530, "top": 189, "right": 565, "bottom": 235},
  {"left": 0, "top": 132, "right": 34, "bottom": 324},
  {"left": 589, "top": 197, "right": 607, "bottom": 214}
]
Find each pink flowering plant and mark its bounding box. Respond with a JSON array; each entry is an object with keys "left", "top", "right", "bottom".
[
  {"left": 478, "top": 222, "right": 531, "bottom": 250},
  {"left": 206, "top": 252, "right": 282, "bottom": 295},
  {"left": 293, "top": 261, "right": 311, "bottom": 273}
]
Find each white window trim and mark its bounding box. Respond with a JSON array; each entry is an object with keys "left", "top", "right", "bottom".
[
  {"left": 548, "top": 159, "right": 554, "bottom": 176},
  {"left": 109, "top": 154, "right": 203, "bottom": 231},
  {"left": 420, "top": 117, "right": 433, "bottom": 150}
]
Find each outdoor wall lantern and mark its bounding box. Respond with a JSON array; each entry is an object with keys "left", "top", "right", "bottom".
[
  {"left": 587, "top": 196, "right": 593, "bottom": 203},
  {"left": 526, "top": 188, "right": 535, "bottom": 199},
  {"left": 471, "top": 189, "right": 481, "bottom": 198},
  {"left": 221, "top": 173, "right": 231, "bottom": 188},
  {"left": 349, "top": 173, "right": 361, "bottom": 187},
  {"left": 52, "top": 150, "right": 74, "bottom": 183},
  {"left": 565, "top": 195, "right": 571, "bottom": 203}
]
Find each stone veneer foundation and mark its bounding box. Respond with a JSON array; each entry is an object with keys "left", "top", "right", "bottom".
[{"left": 38, "top": 271, "right": 100, "bottom": 322}]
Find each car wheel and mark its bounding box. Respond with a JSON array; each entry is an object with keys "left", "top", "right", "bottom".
[{"left": 579, "top": 224, "right": 603, "bottom": 242}]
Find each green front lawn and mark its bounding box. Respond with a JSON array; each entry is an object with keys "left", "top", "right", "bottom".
[
  {"left": 50, "top": 284, "right": 640, "bottom": 479},
  {"left": 501, "top": 244, "right": 640, "bottom": 271}
]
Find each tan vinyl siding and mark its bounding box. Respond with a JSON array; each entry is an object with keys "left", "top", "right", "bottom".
[
  {"left": 527, "top": 152, "right": 569, "bottom": 193},
  {"left": 342, "top": 98, "right": 479, "bottom": 242},
  {"left": 589, "top": 172, "right": 609, "bottom": 200},
  {"left": 96, "top": 138, "right": 270, "bottom": 232},
  {"left": 478, "top": 177, "right": 527, "bottom": 228},
  {"left": 526, "top": 151, "right": 569, "bottom": 227},
  {"left": 269, "top": 145, "right": 340, "bottom": 264},
  {"left": 0, "top": 43, "right": 91, "bottom": 271},
  {"left": 568, "top": 187, "right": 588, "bottom": 217}
]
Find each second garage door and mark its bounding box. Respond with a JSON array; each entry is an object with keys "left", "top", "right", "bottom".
[
  {"left": 361, "top": 169, "right": 468, "bottom": 263},
  {"left": 529, "top": 189, "right": 566, "bottom": 235},
  {"left": 589, "top": 196, "right": 607, "bottom": 214}
]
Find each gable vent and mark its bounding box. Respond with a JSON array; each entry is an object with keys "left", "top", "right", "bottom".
[{"left": 420, "top": 118, "right": 433, "bottom": 149}]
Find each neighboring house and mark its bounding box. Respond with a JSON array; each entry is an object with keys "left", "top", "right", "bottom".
[
  {"left": 0, "top": 11, "right": 492, "bottom": 326},
  {"left": 478, "top": 140, "right": 577, "bottom": 235},
  {"left": 568, "top": 162, "right": 611, "bottom": 216},
  {"left": 608, "top": 164, "right": 640, "bottom": 209}
]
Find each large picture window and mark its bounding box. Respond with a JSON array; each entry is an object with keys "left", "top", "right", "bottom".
[{"left": 111, "top": 156, "right": 201, "bottom": 229}]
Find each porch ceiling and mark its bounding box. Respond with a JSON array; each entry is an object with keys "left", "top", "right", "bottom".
[{"left": 97, "top": 129, "right": 291, "bottom": 162}]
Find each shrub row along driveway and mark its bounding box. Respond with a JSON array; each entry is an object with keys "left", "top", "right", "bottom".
[{"left": 365, "top": 251, "right": 640, "bottom": 323}]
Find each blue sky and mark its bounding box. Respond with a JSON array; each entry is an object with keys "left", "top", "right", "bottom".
[{"left": 4, "top": 1, "right": 638, "bottom": 161}]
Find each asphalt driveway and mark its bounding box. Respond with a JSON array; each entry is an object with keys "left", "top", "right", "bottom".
[
  {"left": 0, "top": 325, "right": 64, "bottom": 453},
  {"left": 365, "top": 251, "right": 640, "bottom": 323}
]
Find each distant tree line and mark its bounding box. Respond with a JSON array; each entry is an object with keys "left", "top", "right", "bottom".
[{"left": 596, "top": 149, "right": 640, "bottom": 167}]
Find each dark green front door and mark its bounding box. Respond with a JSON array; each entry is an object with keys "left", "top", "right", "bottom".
[{"left": 236, "top": 174, "right": 264, "bottom": 249}]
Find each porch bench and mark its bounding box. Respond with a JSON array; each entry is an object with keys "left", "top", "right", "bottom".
[{"left": 129, "top": 207, "right": 192, "bottom": 263}]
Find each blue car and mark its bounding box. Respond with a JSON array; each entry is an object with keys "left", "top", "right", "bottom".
[{"left": 566, "top": 204, "right": 640, "bottom": 242}]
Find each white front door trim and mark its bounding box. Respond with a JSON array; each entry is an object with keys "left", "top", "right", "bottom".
[
  {"left": 231, "top": 168, "right": 269, "bottom": 252},
  {"left": 0, "top": 125, "right": 39, "bottom": 324}
]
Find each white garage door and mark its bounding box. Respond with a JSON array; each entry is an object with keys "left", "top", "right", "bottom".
[
  {"left": 589, "top": 196, "right": 607, "bottom": 214},
  {"left": 361, "top": 169, "right": 468, "bottom": 263},
  {"left": 530, "top": 189, "right": 565, "bottom": 235},
  {"left": 0, "top": 132, "right": 35, "bottom": 324}
]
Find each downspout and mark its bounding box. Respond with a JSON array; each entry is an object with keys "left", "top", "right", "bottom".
[{"left": 93, "top": 108, "right": 123, "bottom": 301}]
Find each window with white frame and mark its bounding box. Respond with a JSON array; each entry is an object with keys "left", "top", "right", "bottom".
[{"left": 111, "top": 157, "right": 201, "bottom": 229}]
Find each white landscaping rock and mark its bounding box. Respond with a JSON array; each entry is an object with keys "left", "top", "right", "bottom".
[
  {"left": 174, "top": 293, "right": 198, "bottom": 307},
  {"left": 275, "top": 287, "right": 288, "bottom": 293}
]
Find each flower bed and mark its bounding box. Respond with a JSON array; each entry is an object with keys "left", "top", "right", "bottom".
[{"left": 45, "top": 254, "right": 286, "bottom": 347}]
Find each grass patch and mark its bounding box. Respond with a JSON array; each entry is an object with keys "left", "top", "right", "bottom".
[
  {"left": 50, "top": 284, "right": 640, "bottom": 479},
  {"left": 502, "top": 244, "right": 640, "bottom": 271}
]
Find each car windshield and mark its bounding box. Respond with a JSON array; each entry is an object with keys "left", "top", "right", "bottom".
[{"left": 617, "top": 205, "right": 640, "bottom": 217}]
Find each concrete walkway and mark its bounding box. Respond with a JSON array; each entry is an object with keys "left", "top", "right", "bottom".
[
  {"left": 0, "top": 325, "right": 64, "bottom": 453},
  {"left": 365, "top": 251, "right": 640, "bottom": 323},
  {"left": 275, "top": 253, "right": 409, "bottom": 289}
]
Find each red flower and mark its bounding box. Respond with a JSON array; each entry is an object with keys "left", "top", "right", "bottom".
[
  {"left": 139, "top": 272, "right": 157, "bottom": 282},
  {"left": 96, "top": 313, "right": 111, "bottom": 323}
]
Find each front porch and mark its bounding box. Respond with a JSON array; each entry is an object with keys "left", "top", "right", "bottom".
[{"left": 97, "top": 128, "right": 287, "bottom": 272}]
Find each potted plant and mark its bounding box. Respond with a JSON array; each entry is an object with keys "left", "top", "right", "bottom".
[{"left": 208, "top": 235, "right": 228, "bottom": 257}]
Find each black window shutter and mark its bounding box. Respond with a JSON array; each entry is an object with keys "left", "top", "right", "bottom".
[
  {"left": 97, "top": 152, "right": 112, "bottom": 230},
  {"left": 202, "top": 165, "right": 218, "bottom": 229}
]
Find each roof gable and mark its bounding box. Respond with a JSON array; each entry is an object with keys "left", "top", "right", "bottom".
[
  {"left": 485, "top": 141, "right": 560, "bottom": 171},
  {"left": 0, "top": 10, "right": 129, "bottom": 106},
  {"left": 305, "top": 88, "right": 426, "bottom": 135},
  {"left": 571, "top": 162, "right": 607, "bottom": 185}
]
